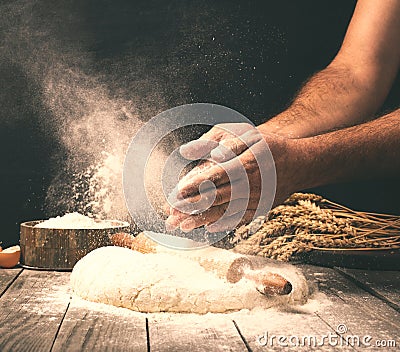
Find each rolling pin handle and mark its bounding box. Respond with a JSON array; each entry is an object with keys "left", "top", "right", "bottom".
[{"left": 247, "top": 272, "right": 293, "bottom": 296}]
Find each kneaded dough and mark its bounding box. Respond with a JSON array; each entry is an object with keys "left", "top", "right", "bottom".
[{"left": 71, "top": 246, "right": 309, "bottom": 313}]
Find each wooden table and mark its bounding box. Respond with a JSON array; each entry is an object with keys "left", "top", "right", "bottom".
[{"left": 0, "top": 265, "right": 398, "bottom": 351}]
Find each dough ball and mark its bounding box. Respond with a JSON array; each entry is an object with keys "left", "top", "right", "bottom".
[{"left": 71, "top": 246, "right": 308, "bottom": 313}]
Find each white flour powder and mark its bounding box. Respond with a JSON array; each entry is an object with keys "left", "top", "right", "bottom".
[{"left": 34, "top": 212, "right": 124, "bottom": 229}]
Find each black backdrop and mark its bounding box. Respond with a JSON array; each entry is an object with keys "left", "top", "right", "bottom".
[{"left": 1, "top": 0, "right": 399, "bottom": 247}]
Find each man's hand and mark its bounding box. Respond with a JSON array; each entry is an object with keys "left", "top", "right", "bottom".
[
  {"left": 179, "top": 123, "right": 256, "bottom": 160},
  {"left": 166, "top": 123, "right": 303, "bottom": 233}
]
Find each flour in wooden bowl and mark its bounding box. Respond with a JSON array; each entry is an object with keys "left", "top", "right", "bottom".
[{"left": 34, "top": 212, "right": 126, "bottom": 229}]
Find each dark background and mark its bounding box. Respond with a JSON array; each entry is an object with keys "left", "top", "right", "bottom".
[{"left": 1, "top": 0, "right": 399, "bottom": 247}]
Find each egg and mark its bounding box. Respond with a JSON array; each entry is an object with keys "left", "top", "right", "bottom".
[{"left": 0, "top": 245, "right": 20, "bottom": 268}]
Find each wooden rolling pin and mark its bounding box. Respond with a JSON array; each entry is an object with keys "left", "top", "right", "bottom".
[{"left": 110, "top": 232, "right": 292, "bottom": 296}]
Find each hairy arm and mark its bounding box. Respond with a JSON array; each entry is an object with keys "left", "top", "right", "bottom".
[
  {"left": 293, "top": 108, "right": 400, "bottom": 190},
  {"left": 264, "top": 0, "right": 400, "bottom": 138}
]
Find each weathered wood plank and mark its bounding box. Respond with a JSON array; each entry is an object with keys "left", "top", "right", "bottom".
[
  {"left": 0, "top": 270, "right": 71, "bottom": 352},
  {"left": 52, "top": 297, "right": 147, "bottom": 352},
  {"left": 300, "top": 265, "right": 399, "bottom": 351},
  {"left": 1, "top": 265, "right": 397, "bottom": 351},
  {"left": 148, "top": 313, "right": 246, "bottom": 351},
  {"left": 232, "top": 308, "right": 352, "bottom": 351},
  {"left": 335, "top": 268, "right": 400, "bottom": 311},
  {"left": 231, "top": 265, "right": 353, "bottom": 352},
  {"left": 0, "top": 268, "right": 22, "bottom": 296}
]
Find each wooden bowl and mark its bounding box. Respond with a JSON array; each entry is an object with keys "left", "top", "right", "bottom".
[{"left": 20, "top": 220, "right": 130, "bottom": 270}]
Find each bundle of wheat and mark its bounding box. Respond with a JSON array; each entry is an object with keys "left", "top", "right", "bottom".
[{"left": 225, "top": 193, "right": 400, "bottom": 262}]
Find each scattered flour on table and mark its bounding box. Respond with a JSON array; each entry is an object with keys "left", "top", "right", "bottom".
[
  {"left": 70, "top": 291, "right": 329, "bottom": 318},
  {"left": 70, "top": 246, "right": 311, "bottom": 314},
  {"left": 34, "top": 212, "right": 123, "bottom": 229}
]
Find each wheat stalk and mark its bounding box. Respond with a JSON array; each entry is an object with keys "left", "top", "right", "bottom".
[{"left": 230, "top": 192, "right": 400, "bottom": 261}]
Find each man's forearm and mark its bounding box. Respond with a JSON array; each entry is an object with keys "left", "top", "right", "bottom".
[
  {"left": 293, "top": 108, "right": 400, "bottom": 190},
  {"left": 261, "top": 62, "right": 387, "bottom": 138}
]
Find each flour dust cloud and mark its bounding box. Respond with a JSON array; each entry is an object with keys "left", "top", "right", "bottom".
[
  {"left": 0, "top": 0, "right": 200, "bottom": 222},
  {"left": 1, "top": 0, "right": 270, "bottom": 225},
  {"left": 43, "top": 66, "right": 146, "bottom": 220}
]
